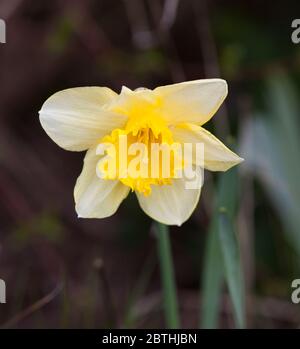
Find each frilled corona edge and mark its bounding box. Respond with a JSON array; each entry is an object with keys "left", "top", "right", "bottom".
[{"left": 39, "top": 79, "right": 243, "bottom": 225}]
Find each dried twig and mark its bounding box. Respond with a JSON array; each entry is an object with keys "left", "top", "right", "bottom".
[{"left": 2, "top": 283, "right": 63, "bottom": 328}]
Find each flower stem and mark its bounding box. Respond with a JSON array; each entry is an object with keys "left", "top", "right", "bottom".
[{"left": 155, "top": 221, "right": 180, "bottom": 329}]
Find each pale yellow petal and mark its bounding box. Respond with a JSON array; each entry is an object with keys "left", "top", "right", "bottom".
[
  {"left": 108, "top": 86, "right": 157, "bottom": 115},
  {"left": 39, "top": 87, "right": 127, "bottom": 151},
  {"left": 172, "top": 123, "right": 244, "bottom": 171},
  {"left": 154, "top": 79, "right": 227, "bottom": 125},
  {"left": 74, "top": 146, "right": 130, "bottom": 218},
  {"left": 136, "top": 167, "right": 202, "bottom": 226}
]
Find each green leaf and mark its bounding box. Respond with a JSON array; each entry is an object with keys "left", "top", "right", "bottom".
[
  {"left": 218, "top": 210, "right": 245, "bottom": 328},
  {"left": 240, "top": 74, "right": 300, "bottom": 262},
  {"left": 218, "top": 168, "right": 238, "bottom": 218},
  {"left": 200, "top": 217, "right": 223, "bottom": 328},
  {"left": 201, "top": 167, "right": 245, "bottom": 328}
]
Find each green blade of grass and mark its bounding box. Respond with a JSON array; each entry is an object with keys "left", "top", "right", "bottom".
[
  {"left": 218, "top": 209, "right": 245, "bottom": 328},
  {"left": 201, "top": 167, "right": 245, "bottom": 328},
  {"left": 155, "top": 222, "right": 180, "bottom": 329},
  {"left": 200, "top": 217, "right": 223, "bottom": 328}
]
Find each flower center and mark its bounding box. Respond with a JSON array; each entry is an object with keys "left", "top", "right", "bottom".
[{"left": 97, "top": 93, "right": 183, "bottom": 196}]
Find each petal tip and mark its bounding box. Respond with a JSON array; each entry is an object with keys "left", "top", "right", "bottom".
[{"left": 234, "top": 155, "right": 244, "bottom": 166}]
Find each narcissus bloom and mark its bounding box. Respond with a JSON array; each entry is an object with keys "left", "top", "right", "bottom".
[{"left": 39, "top": 79, "right": 243, "bottom": 225}]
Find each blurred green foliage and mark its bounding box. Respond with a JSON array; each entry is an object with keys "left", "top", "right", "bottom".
[
  {"left": 47, "top": 15, "right": 75, "bottom": 54},
  {"left": 11, "top": 212, "right": 63, "bottom": 249}
]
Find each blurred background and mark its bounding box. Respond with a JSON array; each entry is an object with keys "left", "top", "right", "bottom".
[{"left": 1, "top": 0, "right": 300, "bottom": 329}]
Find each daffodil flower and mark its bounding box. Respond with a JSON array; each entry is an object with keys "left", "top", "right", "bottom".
[{"left": 39, "top": 79, "right": 243, "bottom": 226}]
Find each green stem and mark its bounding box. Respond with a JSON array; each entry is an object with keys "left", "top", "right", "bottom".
[{"left": 155, "top": 221, "right": 180, "bottom": 329}]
